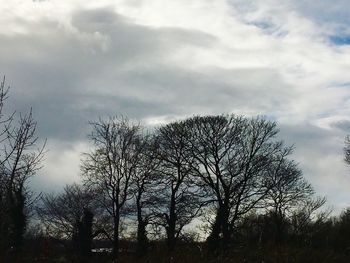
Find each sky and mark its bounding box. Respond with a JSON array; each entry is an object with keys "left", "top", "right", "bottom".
[{"left": 1, "top": 0, "right": 350, "bottom": 213}]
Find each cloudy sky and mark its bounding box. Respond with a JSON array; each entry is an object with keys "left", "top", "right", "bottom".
[{"left": 1, "top": 0, "right": 350, "bottom": 213}]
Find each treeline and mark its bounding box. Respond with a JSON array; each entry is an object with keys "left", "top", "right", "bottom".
[
  {"left": 35, "top": 116, "right": 329, "bottom": 262},
  {"left": 1, "top": 78, "right": 350, "bottom": 263}
]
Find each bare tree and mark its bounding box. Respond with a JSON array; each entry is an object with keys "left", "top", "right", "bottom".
[
  {"left": 290, "top": 196, "right": 326, "bottom": 244},
  {"left": 38, "top": 184, "right": 94, "bottom": 240},
  {"left": 265, "top": 157, "right": 314, "bottom": 244},
  {"left": 81, "top": 117, "right": 143, "bottom": 261},
  {"left": 185, "top": 115, "right": 294, "bottom": 252},
  {"left": 151, "top": 121, "right": 203, "bottom": 253},
  {"left": 0, "top": 77, "right": 45, "bottom": 255},
  {"left": 130, "top": 134, "right": 160, "bottom": 256},
  {"left": 37, "top": 183, "right": 104, "bottom": 260}
]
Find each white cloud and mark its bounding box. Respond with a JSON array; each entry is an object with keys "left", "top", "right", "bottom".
[{"left": 30, "top": 140, "right": 89, "bottom": 193}]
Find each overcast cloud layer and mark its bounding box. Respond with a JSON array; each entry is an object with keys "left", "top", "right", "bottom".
[{"left": 1, "top": 0, "right": 350, "bottom": 213}]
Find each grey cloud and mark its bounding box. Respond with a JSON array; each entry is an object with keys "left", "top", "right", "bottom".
[
  {"left": 293, "top": 0, "right": 350, "bottom": 27},
  {"left": 279, "top": 123, "right": 341, "bottom": 159},
  {"left": 331, "top": 120, "right": 350, "bottom": 132},
  {"left": 0, "top": 8, "right": 218, "bottom": 141},
  {"left": 1, "top": 7, "right": 293, "bottom": 143},
  {"left": 70, "top": 8, "right": 217, "bottom": 54},
  {"left": 279, "top": 123, "right": 350, "bottom": 213}
]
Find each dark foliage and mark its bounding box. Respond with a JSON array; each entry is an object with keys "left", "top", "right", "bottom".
[{"left": 0, "top": 77, "right": 45, "bottom": 260}]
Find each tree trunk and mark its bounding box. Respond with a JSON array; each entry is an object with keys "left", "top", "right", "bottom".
[
  {"left": 207, "top": 204, "right": 231, "bottom": 254},
  {"left": 274, "top": 210, "right": 284, "bottom": 246},
  {"left": 136, "top": 198, "right": 148, "bottom": 257},
  {"left": 112, "top": 213, "right": 120, "bottom": 262},
  {"left": 10, "top": 189, "right": 26, "bottom": 254},
  {"left": 137, "top": 221, "right": 148, "bottom": 256},
  {"left": 207, "top": 212, "right": 221, "bottom": 255},
  {"left": 166, "top": 194, "right": 177, "bottom": 253},
  {"left": 79, "top": 209, "right": 93, "bottom": 262},
  {"left": 221, "top": 207, "right": 231, "bottom": 250}
]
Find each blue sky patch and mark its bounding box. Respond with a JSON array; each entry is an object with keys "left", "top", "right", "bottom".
[{"left": 330, "top": 35, "right": 350, "bottom": 45}]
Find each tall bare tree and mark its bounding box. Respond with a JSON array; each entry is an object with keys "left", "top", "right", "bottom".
[
  {"left": 0, "top": 77, "right": 45, "bottom": 256},
  {"left": 130, "top": 134, "right": 160, "bottom": 256},
  {"left": 81, "top": 117, "right": 143, "bottom": 261},
  {"left": 185, "top": 115, "right": 294, "bottom": 252},
  {"left": 152, "top": 121, "right": 203, "bottom": 253}
]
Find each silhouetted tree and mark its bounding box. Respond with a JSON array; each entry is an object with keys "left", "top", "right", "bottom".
[
  {"left": 290, "top": 196, "right": 326, "bottom": 246},
  {"left": 0, "top": 77, "right": 45, "bottom": 257},
  {"left": 81, "top": 117, "right": 143, "bottom": 261},
  {"left": 37, "top": 183, "right": 99, "bottom": 260},
  {"left": 185, "top": 115, "right": 295, "bottom": 252},
  {"left": 130, "top": 134, "right": 160, "bottom": 257},
  {"left": 265, "top": 156, "right": 314, "bottom": 244},
  {"left": 75, "top": 209, "right": 94, "bottom": 262},
  {"left": 333, "top": 208, "right": 350, "bottom": 250},
  {"left": 152, "top": 121, "right": 203, "bottom": 253}
]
